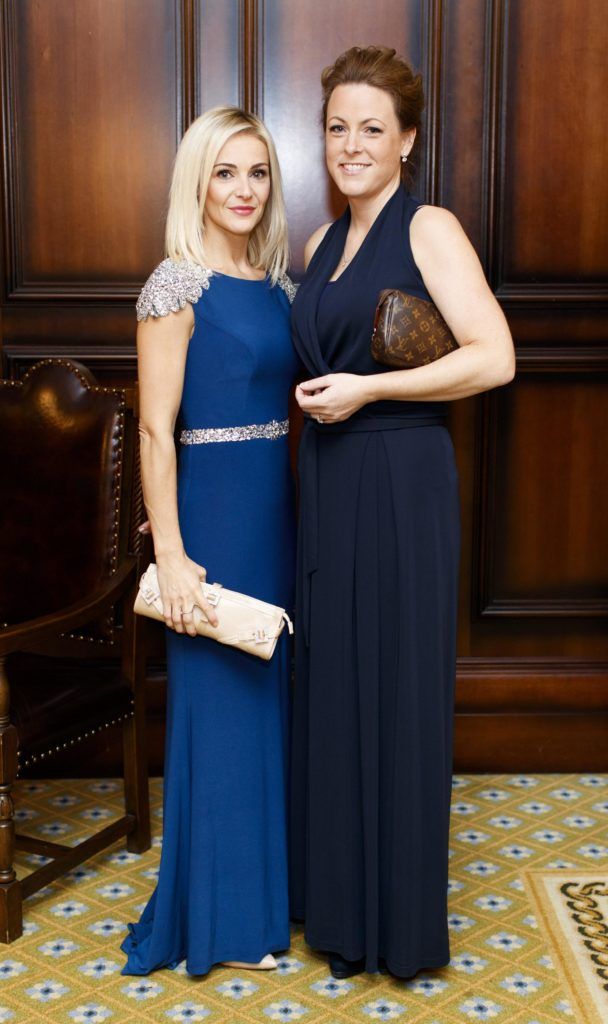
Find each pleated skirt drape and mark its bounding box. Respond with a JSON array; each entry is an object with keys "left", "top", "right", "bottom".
[{"left": 290, "top": 423, "right": 460, "bottom": 977}]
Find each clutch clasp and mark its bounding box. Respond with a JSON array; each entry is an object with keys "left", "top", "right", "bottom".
[
  {"left": 254, "top": 628, "right": 272, "bottom": 644},
  {"left": 141, "top": 583, "right": 158, "bottom": 604}
]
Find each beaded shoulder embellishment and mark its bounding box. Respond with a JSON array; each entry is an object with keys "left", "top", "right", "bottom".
[
  {"left": 136, "top": 258, "right": 213, "bottom": 321},
  {"left": 277, "top": 273, "right": 298, "bottom": 304}
]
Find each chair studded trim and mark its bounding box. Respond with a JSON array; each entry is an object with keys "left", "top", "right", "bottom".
[{"left": 0, "top": 359, "right": 127, "bottom": 642}]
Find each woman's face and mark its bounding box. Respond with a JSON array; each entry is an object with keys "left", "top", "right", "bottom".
[
  {"left": 204, "top": 131, "right": 271, "bottom": 237},
  {"left": 325, "top": 83, "right": 415, "bottom": 201}
]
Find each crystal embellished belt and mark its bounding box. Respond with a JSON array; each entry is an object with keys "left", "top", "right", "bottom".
[{"left": 180, "top": 418, "right": 289, "bottom": 445}]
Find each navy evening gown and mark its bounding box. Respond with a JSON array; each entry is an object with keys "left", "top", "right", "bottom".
[
  {"left": 289, "top": 186, "right": 460, "bottom": 977},
  {"left": 121, "top": 262, "right": 298, "bottom": 976}
]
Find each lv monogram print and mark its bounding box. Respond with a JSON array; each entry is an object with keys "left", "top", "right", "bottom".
[{"left": 371, "top": 289, "right": 458, "bottom": 368}]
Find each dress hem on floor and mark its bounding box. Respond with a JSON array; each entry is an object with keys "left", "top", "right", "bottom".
[
  {"left": 302, "top": 928, "right": 450, "bottom": 978},
  {"left": 120, "top": 925, "right": 291, "bottom": 977}
]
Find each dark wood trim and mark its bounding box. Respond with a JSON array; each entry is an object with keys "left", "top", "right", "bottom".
[
  {"left": 30, "top": 658, "right": 607, "bottom": 778},
  {"left": 489, "top": 0, "right": 509, "bottom": 291},
  {"left": 7, "top": 284, "right": 143, "bottom": 303},
  {"left": 480, "top": 598, "right": 608, "bottom": 618},
  {"left": 240, "top": 0, "right": 263, "bottom": 114},
  {"left": 454, "top": 713, "right": 608, "bottom": 773},
  {"left": 496, "top": 284, "right": 608, "bottom": 303},
  {"left": 0, "top": 0, "right": 20, "bottom": 305},
  {"left": 515, "top": 347, "right": 608, "bottom": 370},
  {"left": 456, "top": 658, "right": 608, "bottom": 710},
  {"left": 421, "top": 0, "right": 445, "bottom": 205},
  {"left": 180, "top": 0, "right": 200, "bottom": 130},
  {"left": 480, "top": 0, "right": 503, "bottom": 274},
  {"left": 14, "top": 835, "right": 70, "bottom": 857},
  {"left": 458, "top": 656, "right": 608, "bottom": 675},
  {"left": 2, "top": 346, "right": 137, "bottom": 385},
  {"left": 455, "top": 657, "right": 608, "bottom": 772}
]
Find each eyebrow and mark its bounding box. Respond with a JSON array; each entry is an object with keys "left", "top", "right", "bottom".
[
  {"left": 213, "top": 161, "right": 269, "bottom": 169},
  {"left": 328, "top": 116, "right": 387, "bottom": 127}
]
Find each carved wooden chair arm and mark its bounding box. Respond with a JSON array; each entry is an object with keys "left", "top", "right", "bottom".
[{"left": 0, "top": 557, "right": 138, "bottom": 657}]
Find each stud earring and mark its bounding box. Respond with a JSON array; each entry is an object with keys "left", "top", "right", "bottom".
[{"left": 401, "top": 154, "right": 407, "bottom": 163}]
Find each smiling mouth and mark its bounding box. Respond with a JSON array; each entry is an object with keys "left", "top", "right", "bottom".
[
  {"left": 339, "top": 162, "right": 371, "bottom": 173},
  {"left": 230, "top": 206, "right": 256, "bottom": 214}
]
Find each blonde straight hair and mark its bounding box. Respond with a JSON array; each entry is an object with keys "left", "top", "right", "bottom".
[{"left": 165, "top": 107, "right": 289, "bottom": 283}]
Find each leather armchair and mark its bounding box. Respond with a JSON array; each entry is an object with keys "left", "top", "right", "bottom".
[{"left": 0, "top": 358, "right": 151, "bottom": 942}]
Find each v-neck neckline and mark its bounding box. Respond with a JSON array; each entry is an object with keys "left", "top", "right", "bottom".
[{"left": 326, "top": 184, "right": 402, "bottom": 284}]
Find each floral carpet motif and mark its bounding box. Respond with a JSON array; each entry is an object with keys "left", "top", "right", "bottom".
[{"left": 2, "top": 773, "right": 607, "bottom": 1023}]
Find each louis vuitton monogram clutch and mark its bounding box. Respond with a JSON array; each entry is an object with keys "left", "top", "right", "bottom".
[{"left": 371, "top": 289, "right": 458, "bottom": 369}]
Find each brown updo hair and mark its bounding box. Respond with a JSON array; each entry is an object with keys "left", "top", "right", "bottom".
[{"left": 321, "top": 46, "right": 424, "bottom": 182}]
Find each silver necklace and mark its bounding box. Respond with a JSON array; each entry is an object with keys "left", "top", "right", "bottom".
[
  {"left": 341, "top": 232, "right": 364, "bottom": 267},
  {"left": 341, "top": 240, "right": 359, "bottom": 267}
]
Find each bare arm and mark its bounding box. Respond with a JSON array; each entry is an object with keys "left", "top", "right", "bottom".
[
  {"left": 138, "top": 304, "right": 218, "bottom": 634},
  {"left": 366, "top": 207, "right": 515, "bottom": 401},
  {"left": 296, "top": 207, "right": 515, "bottom": 421}
]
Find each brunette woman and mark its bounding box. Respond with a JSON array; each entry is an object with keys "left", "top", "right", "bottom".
[{"left": 289, "top": 46, "right": 514, "bottom": 980}]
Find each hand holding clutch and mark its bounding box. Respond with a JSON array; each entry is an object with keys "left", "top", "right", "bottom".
[{"left": 134, "top": 563, "right": 293, "bottom": 661}]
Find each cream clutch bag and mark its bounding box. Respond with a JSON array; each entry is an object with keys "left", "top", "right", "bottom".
[{"left": 133, "top": 563, "right": 293, "bottom": 661}]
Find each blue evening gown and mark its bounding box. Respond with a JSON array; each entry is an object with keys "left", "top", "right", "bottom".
[{"left": 121, "top": 263, "right": 298, "bottom": 976}]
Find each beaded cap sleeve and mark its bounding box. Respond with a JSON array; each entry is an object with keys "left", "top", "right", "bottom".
[
  {"left": 277, "top": 273, "right": 297, "bottom": 304},
  {"left": 136, "top": 258, "right": 213, "bottom": 322}
]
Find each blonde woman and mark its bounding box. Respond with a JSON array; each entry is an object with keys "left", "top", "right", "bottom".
[{"left": 121, "top": 107, "right": 298, "bottom": 976}]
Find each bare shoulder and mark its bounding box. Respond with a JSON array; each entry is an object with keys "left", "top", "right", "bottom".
[
  {"left": 410, "top": 205, "right": 481, "bottom": 276},
  {"left": 304, "top": 222, "right": 333, "bottom": 269},
  {"left": 410, "top": 205, "right": 467, "bottom": 248}
]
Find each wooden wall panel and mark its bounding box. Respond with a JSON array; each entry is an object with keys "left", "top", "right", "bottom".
[
  {"left": 6, "top": 0, "right": 179, "bottom": 298},
  {"left": 478, "top": 359, "right": 608, "bottom": 617},
  {"left": 439, "top": 0, "right": 487, "bottom": 253},
  {"left": 498, "top": 0, "right": 608, "bottom": 294},
  {"left": 460, "top": 0, "right": 608, "bottom": 704},
  {"left": 261, "top": 0, "right": 424, "bottom": 269},
  {"left": 1, "top": 0, "right": 607, "bottom": 771},
  {"left": 0, "top": 0, "right": 241, "bottom": 349}
]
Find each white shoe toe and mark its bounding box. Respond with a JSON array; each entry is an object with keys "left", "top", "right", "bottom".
[{"left": 221, "top": 954, "right": 277, "bottom": 970}]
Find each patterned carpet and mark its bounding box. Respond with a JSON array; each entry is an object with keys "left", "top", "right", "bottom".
[{"left": 3, "top": 773, "right": 607, "bottom": 1024}]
